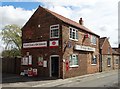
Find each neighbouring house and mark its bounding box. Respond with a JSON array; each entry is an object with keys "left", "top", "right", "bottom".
[
  {"left": 21, "top": 6, "right": 100, "bottom": 79},
  {"left": 99, "top": 37, "right": 113, "bottom": 71},
  {"left": 112, "top": 49, "right": 120, "bottom": 69},
  {"left": 112, "top": 44, "right": 120, "bottom": 69}
]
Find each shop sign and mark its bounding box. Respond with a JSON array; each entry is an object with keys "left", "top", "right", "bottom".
[
  {"left": 49, "top": 40, "right": 59, "bottom": 48},
  {"left": 23, "top": 41, "right": 47, "bottom": 48},
  {"left": 74, "top": 45, "right": 95, "bottom": 52}
]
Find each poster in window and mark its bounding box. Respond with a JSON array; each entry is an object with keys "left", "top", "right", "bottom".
[
  {"left": 38, "top": 56, "right": 43, "bottom": 66},
  {"left": 28, "top": 55, "right": 32, "bottom": 65},
  {"left": 21, "top": 57, "right": 28, "bottom": 65},
  {"left": 43, "top": 60, "right": 47, "bottom": 67}
]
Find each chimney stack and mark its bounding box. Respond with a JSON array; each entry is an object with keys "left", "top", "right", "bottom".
[{"left": 79, "top": 18, "right": 84, "bottom": 25}]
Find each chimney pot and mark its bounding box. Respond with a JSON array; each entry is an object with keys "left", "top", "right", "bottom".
[{"left": 79, "top": 18, "right": 83, "bottom": 25}]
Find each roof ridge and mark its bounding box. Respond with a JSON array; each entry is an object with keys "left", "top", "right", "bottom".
[{"left": 42, "top": 7, "right": 99, "bottom": 36}]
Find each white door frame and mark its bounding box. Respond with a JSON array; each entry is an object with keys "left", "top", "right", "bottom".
[{"left": 50, "top": 55, "right": 59, "bottom": 77}]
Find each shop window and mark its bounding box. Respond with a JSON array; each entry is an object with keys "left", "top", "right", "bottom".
[
  {"left": 91, "top": 55, "right": 97, "bottom": 65},
  {"left": 69, "top": 27, "right": 78, "bottom": 41},
  {"left": 115, "top": 59, "right": 119, "bottom": 64},
  {"left": 50, "top": 24, "right": 59, "bottom": 38},
  {"left": 21, "top": 55, "right": 32, "bottom": 66},
  {"left": 69, "top": 54, "right": 78, "bottom": 67},
  {"left": 91, "top": 35, "right": 96, "bottom": 45},
  {"left": 107, "top": 58, "right": 111, "bottom": 66}
]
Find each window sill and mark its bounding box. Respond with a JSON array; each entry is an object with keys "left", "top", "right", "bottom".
[
  {"left": 91, "top": 43, "right": 96, "bottom": 45},
  {"left": 91, "top": 64, "right": 97, "bottom": 66},
  {"left": 69, "top": 38, "right": 78, "bottom": 41},
  {"left": 70, "top": 65, "right": 79, "bottom": 68},
  {"left": 107, "top": 65, "right": 111, "bottom": 67}
]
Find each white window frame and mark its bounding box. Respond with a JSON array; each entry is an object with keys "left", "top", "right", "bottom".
[
  {"left": 107, "top": 58, "right": 111, "bottom": 67},
  {"left": 69, "top": 54, "right": 79, "bottom": 67},
  {"left": 91, "top": 35, "right": 96, "bottom": 45},
  {"left": 50, "top": 24, "right": 59, "bottom": 39},
  {"left": 69, "top": 27, "right": 78, "bottom": 41},
  {"left": 91, "top": 55, "right": 97, "bottom": 65}
]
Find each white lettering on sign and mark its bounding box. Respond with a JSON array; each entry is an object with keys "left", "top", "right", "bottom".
[
  {"left": 49, "top": 40, "right": 59, "bottom": 48},
  {"left": 74, "top": 45, "right": 95, "bottom": 52},
  {"left": 23, "top": 41, "right": 47, "bottom": 48}
]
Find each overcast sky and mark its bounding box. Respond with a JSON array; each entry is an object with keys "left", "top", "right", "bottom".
[{"left": 0, "top": 0, "right": 119, "bottom": 53}]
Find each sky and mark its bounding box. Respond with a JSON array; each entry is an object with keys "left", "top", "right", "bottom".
[{"left": 0, "top": 0, "right": 119, "bottom": 53}]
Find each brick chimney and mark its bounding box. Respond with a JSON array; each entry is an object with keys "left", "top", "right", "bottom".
[{"left": 79, "top": 18, "right": 84, "bottom": 25}]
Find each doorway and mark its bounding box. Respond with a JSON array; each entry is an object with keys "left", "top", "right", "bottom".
[{"left": 50, "top": 56, "right": 59, "bottom": 77}]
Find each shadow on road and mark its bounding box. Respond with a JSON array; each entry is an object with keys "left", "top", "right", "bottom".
[{"left": 2, "top": 73, "right": 59, "bottom": 84}]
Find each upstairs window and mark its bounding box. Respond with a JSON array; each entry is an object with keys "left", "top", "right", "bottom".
[
  {"left": 50, "top": 24, "right": 59, "bottom": 38},
  {"left": 69, "top": 27, "right": 78, "bottom": 41},
  {"left": 69, "top": 54, "right": 78, "bottom": 67},
  {"left": 91, "top": 35, "right": 96, "bottom": 45}
]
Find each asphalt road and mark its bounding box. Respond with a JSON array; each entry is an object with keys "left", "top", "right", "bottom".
[{"left": 2, "top": 70, "right": 119, "bottom": 88}]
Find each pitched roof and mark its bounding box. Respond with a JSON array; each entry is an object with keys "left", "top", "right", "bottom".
[
  {"left": 99, "top": 37, "right": 107, "bottom": 48},
  {"left": 112, "top": 49, "right": 120, "bottom": 55},
  {"left": 40, "top": 6, "right": 99, "bottom": 37}
]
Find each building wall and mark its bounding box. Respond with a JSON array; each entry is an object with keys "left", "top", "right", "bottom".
[
  {"left": 21, "top": 7, "right": 63, "bottom": 78},
  {"left": 101, "top": 38, "right": 113, "bottom": 71},
  {"left": 102, "top": 55, "right": 113, "bottom": 71},
  {"left": 112, "top": 55, "right": 119, "bottom": 69},
  {"left": 61, "top": 24, "right": 99, "bottom": 78}
]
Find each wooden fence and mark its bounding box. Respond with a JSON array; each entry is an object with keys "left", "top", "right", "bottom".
[{"left": 2, "top": 57, "right": 21, "bottom": 74}]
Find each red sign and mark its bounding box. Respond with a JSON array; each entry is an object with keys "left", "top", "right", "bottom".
[{"left": 50, "top": 40, "right": 59, "bottom": 48}]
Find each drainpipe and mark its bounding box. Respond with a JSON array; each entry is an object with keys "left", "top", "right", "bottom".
[{"left": 99, "top": 48, "right": 102, "bottom": 72}]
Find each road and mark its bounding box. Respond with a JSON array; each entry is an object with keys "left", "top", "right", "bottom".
[
  {"left": 33, "top": 70, "right": 118, "bottom": 87},
  {"left": 2, "top": 70, "right": 119, "bottom": 88}
]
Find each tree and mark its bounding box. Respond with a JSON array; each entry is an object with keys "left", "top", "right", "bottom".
[{"left": 1, "top": 24, "right": 22, "bottom": 57}]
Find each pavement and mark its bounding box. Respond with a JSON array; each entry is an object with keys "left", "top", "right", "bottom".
[{"left": 1, "top": 69, "right": 119, "bottom": 87}]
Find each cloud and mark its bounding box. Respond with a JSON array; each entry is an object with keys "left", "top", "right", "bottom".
[
  {"left": 40, "top": 0, "right": 119, "bottom": 47},
  {"left": 0, "top": 0, "right": 119, "bottom": 48},
  {"left": 0, "top": 5, "right": 35, "bottom": 29}
]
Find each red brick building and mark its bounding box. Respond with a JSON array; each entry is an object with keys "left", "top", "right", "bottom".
[
  {"left": 99, "top": 37, "right": 120, "bottom": 71},
  {"left": 21, "top": 6, "right": 100, "bottom": 79}
]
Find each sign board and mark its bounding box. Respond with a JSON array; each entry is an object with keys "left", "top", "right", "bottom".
[
  {"left": 74, "top": 45, "right": 95, "bottom": 52},
  {"left": 49, "top": 40, "right": 59, "bottom": 48},
  {"left": 23, "top": 41, "right": 47, "bottom": 48},
  {"left": 43, "top": 61, "right": 47, "bottom": 67}
]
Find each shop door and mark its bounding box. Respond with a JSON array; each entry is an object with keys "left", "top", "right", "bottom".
[{"left": 51, "top": 57, "right": 59, "bottom": 77}]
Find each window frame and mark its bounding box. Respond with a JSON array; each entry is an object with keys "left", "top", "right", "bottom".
[
  {"left": 50, "top": 24, "right": 59, "bottom": 39},
  {"left": 69, "top": 54, "right": 79, "bottom": 67},
  {"left": 91, "top": 35, "right": 97, "bottom": 45},
  {"left": 107, "top": 58, "right": 111, "bottom": 67},
  {"left": 115, "top": 59, "right": 119, "bottom": 65},
  {"left": 69, "top": 27, "right": 78, "bottom": 41},
  {"left": 91, "top": 54, "right": 97, "bottom": 65}
]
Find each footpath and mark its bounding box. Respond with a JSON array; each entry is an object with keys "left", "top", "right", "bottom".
[{"left": 1, "top": 69, "right": 119, "bottom": 87}]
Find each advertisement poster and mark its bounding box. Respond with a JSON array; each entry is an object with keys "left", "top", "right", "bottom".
[
  {"left": 38, "top": 56, "right": 43, "bottom": 66},
  {"left": 28, "top": 55, "right": 32, "bottom": 65}
]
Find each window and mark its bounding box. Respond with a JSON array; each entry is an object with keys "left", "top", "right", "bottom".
[
  {"left": 91, "top": 35, "right": 96, "bottom": 45},
  {"left": 50, "top": 24, "right": 59, "bottom": 38},
  {"left": 115, "top": 59, "right": 119, "bottom": 64},
  {"left": 107, "top": 58, "right": 111, "bottom": 66},
  {"left": 69, "top": 27, "right": 78, "bottom": 41},
  {"left": 91, "top": 55, "right": 97, "bottom": 65},
  {"left": 69, "top": 54, "right": 78, "bottom": 67}
]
